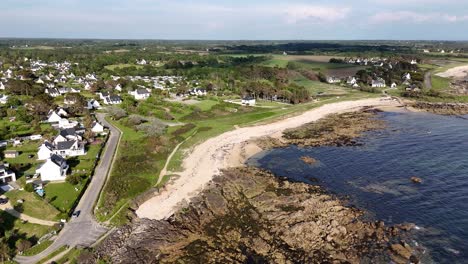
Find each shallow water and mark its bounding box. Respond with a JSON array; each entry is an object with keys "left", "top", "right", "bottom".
[{"left": 248, "top": 111, "right": 468, "bottom": 263}]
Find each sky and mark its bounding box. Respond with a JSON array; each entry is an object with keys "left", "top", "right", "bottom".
[{"left": 1, "top": 0, "right": 468, "bottom": 40}]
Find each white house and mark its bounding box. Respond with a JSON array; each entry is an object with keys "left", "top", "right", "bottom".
[
  {"left": 55, "top": 140, "right": 86, "bottom": 157},
  {"left": 410, "top": 60, "right": 418, "bottom": 65},
  {"left": 403, "top": 73, "right": 411, "bottom": 80},
  {"left": 391, "top": 82, "right": 398, "bottom": 88},
  {"left": 327, "top": 76, "right": 341, "bottom": 84},
  {"left": 0, "top": 94, "right": 8, "bottom": 104},
  {"left": 87, "top": 99, "right": 101, "bottom": 110},
  {"left": 346, "top": 77, "right": 357, "bottom": 85},
  {"left": 129, "top": 89, "right": 150, "bottom": 100},
  {"left": 115, "top": 84, "right": 122, "bottom": 91},
  {"left": 36, "top": 154, "right": 69, "bottom": 182},
  {"left": 371, "top": 79, "right": 386, "bottom": 88},
  {"left": 58, "top": 118, "right": 79, "bottom": 129},
  {"left": 103, "top": 95, "right": 122, "bottom": 105},
  {"left": 45, "top": 88, "right": 60, "bottom": 97},
  {"left": 0, "top": 163, "right": 16, "bottom": 183},
  {"left": 137, "top": 59, "right": 147, "bottom": 65},
  {"left": 0, "top": 82, "right": 5, "bottom": 90},
  {"left": 54, "top": 128, "right": 82, "bottom": 144},
  {"left": 37, "top": 141, "right": 55, "bottom": 160},
  {"left": 189, "top": 88, "right": 207, "bottom": 96},
  {"left": 84, "top": 82, "right": 92, "bottom": 90},
  {"left": 91, "top": 122, "right": 105, "bottom": 134},
  {"left": 47, "top": 111, "right": 63, "bottom": 123},
  {"left": 241, "top": 96, "right": 256, "bottom": 106}
]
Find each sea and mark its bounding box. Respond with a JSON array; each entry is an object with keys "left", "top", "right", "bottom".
[{"left": 248, "top": 111, "right": 468, "bottom": 263}]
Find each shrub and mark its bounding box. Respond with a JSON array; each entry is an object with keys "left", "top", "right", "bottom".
[
  {"left": 171, "top": 123, "right": 196, "bottom": 136},
  {"left": 24, "top": 183, "right": 34, "bottom": 192},
  {"left": 66, "top": 174, "right": 82, "bottom": 185}
]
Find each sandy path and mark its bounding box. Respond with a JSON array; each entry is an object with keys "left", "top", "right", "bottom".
[
  {"left": 136, "top": 98, "right": 400, "bottom": 220},
  {"left": 437, "top": 64, "right": 468, "bottom": 79},
  {"left": 0, "top": 201, "right": 57, "bottom": 226}
]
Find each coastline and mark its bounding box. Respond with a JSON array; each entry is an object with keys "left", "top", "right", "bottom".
[{"left": 136, "top": 98, "right": 401, "bottom": 220}]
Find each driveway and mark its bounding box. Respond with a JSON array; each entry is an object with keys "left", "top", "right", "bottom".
[{"left": 15, "top": 113, "right": 121, "bottom": 264}]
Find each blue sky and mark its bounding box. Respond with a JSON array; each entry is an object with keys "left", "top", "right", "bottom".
[{"left": 1, "top": 0, "right": 468, "bottom": 40}]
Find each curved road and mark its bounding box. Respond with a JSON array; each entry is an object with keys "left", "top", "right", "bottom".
[{"left": 15, "top": 113, "right": 121, "bottom": 264}]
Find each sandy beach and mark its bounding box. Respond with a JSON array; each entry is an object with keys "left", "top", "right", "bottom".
[
  {"left": 136, "top": 98, "right": 401, "bottom": 220},
  {"left": 436, "top": 64, "right": 468, "bottom": 79}
]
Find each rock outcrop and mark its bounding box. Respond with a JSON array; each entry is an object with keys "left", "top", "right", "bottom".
[{"left": 91, "top": 168, "right": 411, "bottom": 264}]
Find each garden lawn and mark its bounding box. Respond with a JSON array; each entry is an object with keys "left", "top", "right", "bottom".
[
  {"left": 5, "top": 190, "right": 60, "bottom": 221},
  {"left": 195, "top": 100, "right": 220, "bottom": 111},
  {"left": 44, "top": 182, "right": 83, "bottom": 213},
  {"left": 0, "top": 210, "right": 53, "bottom": 239}
]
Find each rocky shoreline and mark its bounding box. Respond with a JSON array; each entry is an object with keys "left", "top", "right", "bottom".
[
  {"left": 90, "top": 167, "right": 418, "bottom": 264},
  {"left": 410, "top": 101, "right": 468, "bottom": 115},
  {"left": 86, "top": 108, "right": 424, "bottom": 264}
]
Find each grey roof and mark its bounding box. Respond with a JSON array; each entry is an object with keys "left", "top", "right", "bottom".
[
  {"left": 136, "top": 89, "right": 149, "bottom": 95},
  {"left": 50, "top": 154, "right": 67, "bottom": 167},
  {"left": 60, "top": 128, "right": 78, "bottom": 138},
  {"left": 56, "top": 140, "right": 76, "bottom": 150}
]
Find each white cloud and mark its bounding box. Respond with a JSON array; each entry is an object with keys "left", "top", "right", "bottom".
[
  {"left": 283, "top": 5, "right": 351, "bottom": 24},
  {"left": 369, "top": 11, "right": 468, "bottom": 24}
]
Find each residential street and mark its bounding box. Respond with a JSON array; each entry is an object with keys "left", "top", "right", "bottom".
[{"left": 15, "top": 113, "right": 121, "bottom": 264}]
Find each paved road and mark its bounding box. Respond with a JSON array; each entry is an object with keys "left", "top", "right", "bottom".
[
  {"left": 15, "top": 113, "right": 121, "bottom": 264},
  {"left": 424, "top": 71, "right": 433, "bottom": 89}
]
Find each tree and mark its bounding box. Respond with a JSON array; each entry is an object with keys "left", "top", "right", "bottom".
[
  {"left": 107, "top": 106, "right": 127, "bottom": 120},
  {"left": 16, "top": 239, "right": 32, "bottom": 253},
  {"left": 24, "top": 183, "right": 34, "bottom": 192},
  {"left": 0, "top": 240, "right": 11, "bottom": 263},
  {"left": 135, "top": 118, "right": 167, "bottom": 136},
  {"left": 66, "top": 174, "right": 82, "bottom": 185},
  {"left": 15, "top": 107, "right": 33, "bottom": 123}
]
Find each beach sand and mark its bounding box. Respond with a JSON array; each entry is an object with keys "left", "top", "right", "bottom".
[
  {"left": 136, "top": 98, "right": 401, "bottom": 220},
  {"left": 436, "top": 64, "right": 468, "bottom": 79}
]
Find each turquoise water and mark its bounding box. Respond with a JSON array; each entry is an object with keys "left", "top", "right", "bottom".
[{"left": 249, "top": 111, "right": 468, "bottom": 263}]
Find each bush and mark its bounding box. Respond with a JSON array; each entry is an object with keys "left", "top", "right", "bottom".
[
  {"left": 135, "top": 118, "right": 167, "bottom": 136},
  {"left": 107, "top": 106, "right": 127, "bottom": 120},
  {"left": 171, "top": 123, "right": 196, "bottom": 136},
  {"left": 66, "top": 174, "right": 82, "bottom": 185},
  {"left": 24, "top": 183, "right": 34, "bottom": 192}
]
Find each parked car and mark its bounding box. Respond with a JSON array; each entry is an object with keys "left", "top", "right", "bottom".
[
  {"left": 72, "top": 210, "right": 80, "bottom": 217},
  {"left": 0, "top": 198, "right": 9, "bottom": 205}
]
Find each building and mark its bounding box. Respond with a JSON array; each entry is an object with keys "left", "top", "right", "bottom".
[
  {"left": 0, "top": 163, "right": 16, "bottom": 183},
  {"left": 104, "top": 95, "right": 122, "bottom": 105},
  {"left": 129, "top": 89, "right": 150, "bottom": 100},
  {"left": 371, "top": 79, "right": 386, "bottom": 88},
  {"left": 0, "top": 94, "right": 8, "bottom": 104},
  {"left": 91, "top": 122, "right": 105, "bottom": 134},
  {"left": 4, "top": 150, "right": 19, "bottom": 158},
  {"left": 55, "top": 140, "right": 86, "bottom": 157},
  {"left": 37, "top": 141, "right": 55, "bottom": 160},
  {"left": 87, "top": 99, "right": 101, "bottom": 110},
  {"left": 241, "top": 96, "right": 256, "bottom": 106},
  {"left": 327, "top": 76, "right": 341, "bottom": 84},
  {"left": 346, "top": 77, "right": 357, "bottom": 85},
  {"left": 36, "top": 154, "right": 69, "bottom": 182}
]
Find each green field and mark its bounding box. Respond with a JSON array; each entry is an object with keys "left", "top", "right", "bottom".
[
  {"left": 44, "top": 182, "right": 84, "bottom": 213},
  {"left": 194, "top": 99, "right": 220, "bottom": 111},
  {"left": 292, "top": 75, "right": 349, "bottom": 95},
  {"left": 5, "top": 190, "right": 60, "bottom": 221},
  {"left": 104, "top": 64, "right": 143, "bottom": 70},
  {"left": 0, "top": 210, "right": 53, "bottom": 242}
]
